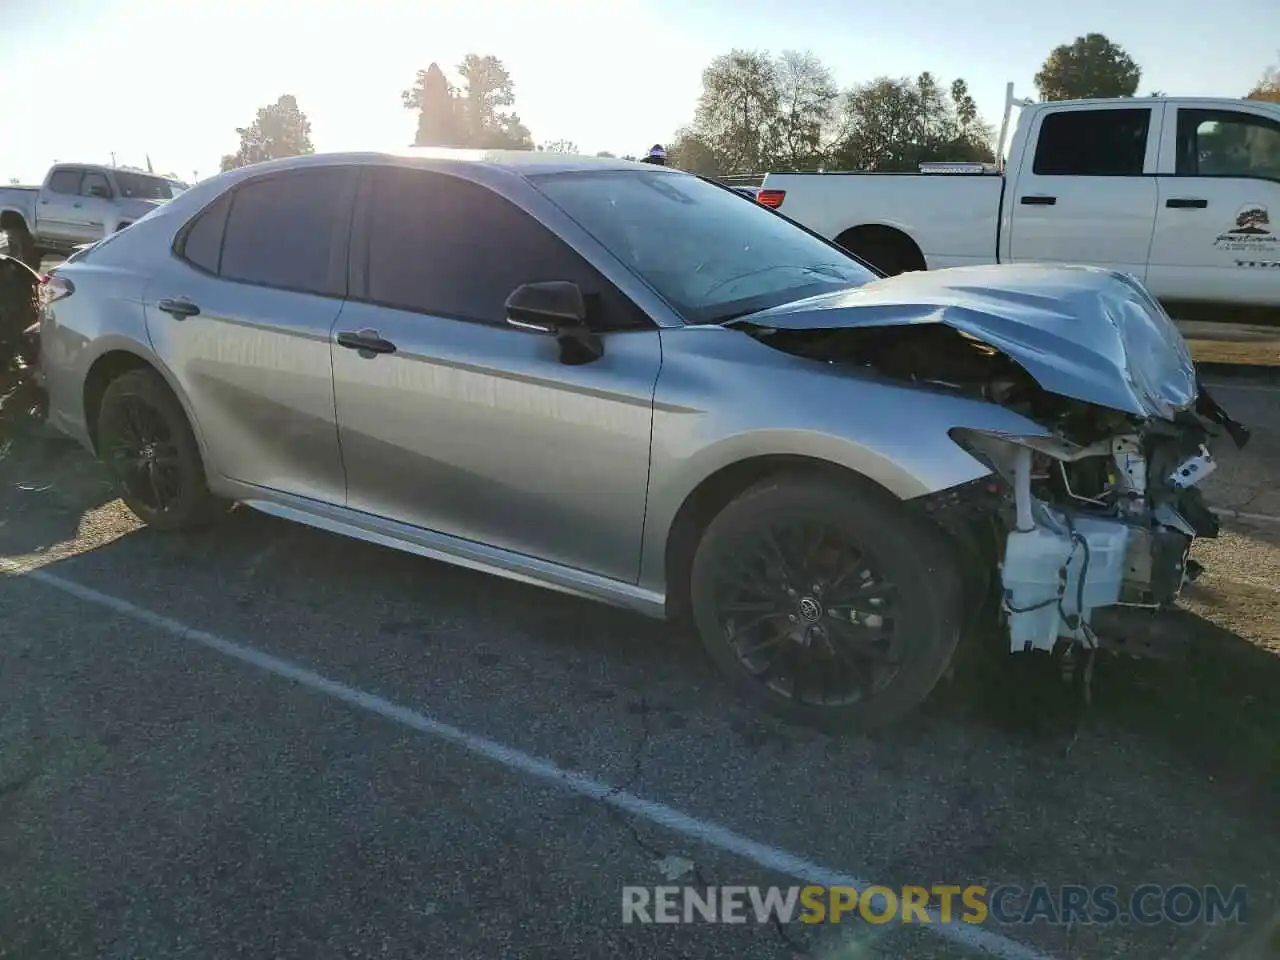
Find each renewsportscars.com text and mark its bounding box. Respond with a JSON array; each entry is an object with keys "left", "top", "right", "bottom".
[{"left": 621, "top": 884, "right": 1249, "bottom": 927}]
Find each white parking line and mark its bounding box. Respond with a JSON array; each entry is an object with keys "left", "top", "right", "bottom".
[{"left": 0, "top": 559, "right": 1055, "bottom": 960}]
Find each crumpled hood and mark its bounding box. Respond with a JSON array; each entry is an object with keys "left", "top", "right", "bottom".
[{"left": 730, "top": 263, "right": 1198, "bottom": 420}]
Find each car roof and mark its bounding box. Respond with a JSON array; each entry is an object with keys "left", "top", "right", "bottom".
[{"left": 211, "top": 148, "right": 645, "bottom": 179}]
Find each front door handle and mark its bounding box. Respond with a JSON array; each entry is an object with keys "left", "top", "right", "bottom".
[
  {"left": 157, "top": 297, "right": 200, "bottom": 319},
  {"left": 336, "top": 329, "right": 397, "bottom": 355},
  {"left": 1020, "top": 195, "right": 1057, "bottom": 206},
  {"left": 1166, "top": 197, "right": 1208, "bottom": 209}
]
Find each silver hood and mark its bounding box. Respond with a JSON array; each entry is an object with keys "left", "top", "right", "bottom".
[{"left": 731, "top": 263, "right": 1197, "bottom": 420}]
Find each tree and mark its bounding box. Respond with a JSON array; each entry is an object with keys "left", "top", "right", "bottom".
[
  {"left": 1247, "top": 59, "right": 1280, "bottom": 102},
  {"left": 771, "top": 50, "right": 839, "bottom": 170},
  {"left": 667, "top": 128, "right": 720, "bottom": 175},
  {"left": 455, "top": 54, "right": 532, "bottom": 149},
  {"left": 402, "top": 63, "right": 463, "bottom": 146},
  {"left": 1033, "top": 33, "right": 1141, "bottom": 101},
  {"left": 690, "top": 50, "right": 781, "bottom": 174},
  {"left": 219, "top": 95, "right": 315, "bottom": 172},
  {"left": 595, "top": 150, "right": 616, "bottom": 158},
  {"left": 830, "top": 72, "right": 993, "bottom": 172},
  {"left": 538, "top": 140, "right": 580, "bottom": 154}
]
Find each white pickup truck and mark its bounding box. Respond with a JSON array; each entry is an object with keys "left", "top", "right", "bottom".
[
  {"left": 759, "top": 87, "right": 1280, "bottom": 324},
  {"left": 0, "top": 164, "right": 187, "bottom": 269}
]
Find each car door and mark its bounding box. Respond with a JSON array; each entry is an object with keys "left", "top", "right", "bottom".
[
  {"left": 1005, "top": 105, "right": 1160, "bottom": 278},
  {"left": 1147, "top": 104, "right": 1280, "bottom": 310},
  {"left": 331, "top": 165, "right": 662, "bottom": 584},
  {"left": 70, "top": 170, "right": 115, "bottom": 244},
  {"left": 142, "top": 165, "right": 358, "bottom": 504},
  {"left": 37, "top": 167, "right": 88, "bottom": 245}
]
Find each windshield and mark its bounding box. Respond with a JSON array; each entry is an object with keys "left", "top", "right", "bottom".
[
  {"left": 114, "top": 170, "right": 181, "bottom": 200},
  {"left": 528, "top": 170, "right": 877, "bottom": 324}
]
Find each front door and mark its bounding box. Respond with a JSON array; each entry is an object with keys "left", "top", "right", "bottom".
[
  {"left": 331, "top": 166, "right": 661, "bottom": 583},
  {"left": 1147, "top": 104, "right": 1280, "bottom": 311},
  {"left": 143, "top": 165, "right": 358, "bottom": 504},
  {"left": 1005, "top": 105, "right": 1160, "bottom": 279}
]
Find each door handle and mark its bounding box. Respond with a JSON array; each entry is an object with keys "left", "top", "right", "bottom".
[
  {"left": 336, "top": 329, "right": 397, "bottom": 355},
  {"left": 1166, "top": 197, "right": 1208, "bottom": 209},
  {"left": 72, "top": 202, "right": 82, "bottom": 209},
  {"left": 157, "top": 297, "right": 201, "bottom": 319},
  {"left": 1020, "top": 195, "right": 1057, "bottom": 206}
]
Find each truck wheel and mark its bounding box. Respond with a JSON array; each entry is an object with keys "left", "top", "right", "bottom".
[
  {"left": 1, "top": 225, "right": 40, "bottom": 272},
  {"left": 96, "top": 368, "right": 226, "bottom": 531},
  {"left": 688, "top": 473, "right": 964, "bottom": 730},
  {"left": 836, "top": 226, "right": 925, "bottom": 277}
]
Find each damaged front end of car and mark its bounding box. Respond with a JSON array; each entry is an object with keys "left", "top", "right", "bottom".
[{"left": 729, "top": 263, "right": 1251, "bottom": 660}]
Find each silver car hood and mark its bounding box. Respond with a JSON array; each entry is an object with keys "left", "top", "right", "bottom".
[{"left": 731, "top": 263, "right": 1198, "bottom": 420}]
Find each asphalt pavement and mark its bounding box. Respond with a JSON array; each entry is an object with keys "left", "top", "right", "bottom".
[{"left": 0, "top": 379, "right": 1277, "bottom": 960}]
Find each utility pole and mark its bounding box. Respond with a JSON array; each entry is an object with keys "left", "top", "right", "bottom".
[{"left": 110, "top": 152, "right": 117, "bottom": 167}]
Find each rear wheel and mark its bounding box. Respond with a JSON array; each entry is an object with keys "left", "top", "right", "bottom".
[
  {"left": 689, "top": 473, "right": 964, "bottom": 729},
  {"left": 96, "top": 368, "right": 226, "bottom": 530},
  {"left": 0, "top": 224, "right": 39, "bottom": 271}
]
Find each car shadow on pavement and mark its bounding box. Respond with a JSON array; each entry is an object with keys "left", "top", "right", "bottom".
[
  {"left": 930, "top": 605, "right": 1280, "bottom": 824},
  {"left": 0, "top": 431, "right": 118, "bottom": 559}
]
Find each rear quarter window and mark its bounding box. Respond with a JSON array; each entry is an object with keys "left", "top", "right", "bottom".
[{"left": 176, "top": 193, "right": 232, "bottom": 274}]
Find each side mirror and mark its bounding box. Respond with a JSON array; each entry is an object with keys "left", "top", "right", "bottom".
[
  {"left": 505, "top": 280, "right": 586, "bottom": 333},
  {"left": 505, "top": 281, "right": 603, "bottom": 365}
]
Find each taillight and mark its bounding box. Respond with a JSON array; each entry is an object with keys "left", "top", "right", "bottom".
[
  {"left": 756, "top": 189, "right": 785, "bottom": 209},
  {"left": 41, "top": 274, "right": 75, "bottom": 306}
]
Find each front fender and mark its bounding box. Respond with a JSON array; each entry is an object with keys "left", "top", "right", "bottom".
[{"left": 638, "top": 324, "right": 1052, "bottom": 593}]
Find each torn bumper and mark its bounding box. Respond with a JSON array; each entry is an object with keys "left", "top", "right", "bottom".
[{"left": 996, "top": 428, "right": 1228, "bottom": 653}]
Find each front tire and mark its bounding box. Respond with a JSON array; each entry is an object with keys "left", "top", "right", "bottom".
[
  {"left": 96, "top": 368, "right": 225, "bottom": 531},
  {"left": 689, "top": 473, "right": 964, "bottom": 730}
]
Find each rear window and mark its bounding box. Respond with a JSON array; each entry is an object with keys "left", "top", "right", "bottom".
[
  {"left": 216, "top": 169, "right": 351, "bottom": 296},
  {"left": 1032, "top": 108, "right": 1151, "bottom": 177},
  {"left": 47, "top": 169, "right": 82, "bottom": 194}
]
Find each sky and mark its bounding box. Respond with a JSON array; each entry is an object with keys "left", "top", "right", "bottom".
[{"left": 2, "top": 0, "right": 1277, "bottom": 184}]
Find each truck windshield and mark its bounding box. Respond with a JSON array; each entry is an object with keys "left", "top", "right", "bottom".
[
  {"left": 115, "top": 171, "right": 180, "bottom": 200},
  {"left": 529, "top": 170, "right": 877, "bottom": 324}
]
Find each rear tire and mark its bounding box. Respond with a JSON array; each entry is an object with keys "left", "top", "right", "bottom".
[
  {"left": 1, "top": 225, "right": 40, "bottom": 272},
  {"left": 689, "top": 473, "right": 964, "bottom": 730},
  {"left": 836, "top": 226, "right": 925, "bottom": 277},
  {"left": 96, "top": 368, "right": 226, "bottom": 531}
]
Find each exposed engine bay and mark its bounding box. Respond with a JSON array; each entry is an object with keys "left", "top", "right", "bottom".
[{"left": 735, "top": 319, "right": 1252, "bottom": 658}]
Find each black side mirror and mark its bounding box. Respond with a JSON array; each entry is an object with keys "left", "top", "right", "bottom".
[{"left": 505, "top": 281, "right": 604, "bottom": 365}]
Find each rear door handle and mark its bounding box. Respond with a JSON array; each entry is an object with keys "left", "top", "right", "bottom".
[
  {"left": 336, "top": 329, "right": 397, "bottom": 355},
  {"left": 157, "top": 297, "right": 200, "bottom": 319},
  {"left": 1166, "top": 197, "right": 1208, "bottom": 209},
  {"left": 1020, "top": 195, "right": 1057, "bottom": 206}
]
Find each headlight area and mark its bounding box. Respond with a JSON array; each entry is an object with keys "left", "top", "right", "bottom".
[{"left": 948, "top": 424, "right": 1222, "bottom": 656}]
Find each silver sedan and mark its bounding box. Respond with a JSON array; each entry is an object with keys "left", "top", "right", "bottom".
[{"left": 36, "top": 150, "right": 1247, "bottom": 727}]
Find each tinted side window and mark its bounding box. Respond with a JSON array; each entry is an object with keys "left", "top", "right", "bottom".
[
  {"left": 178, "top": 193, "right": 232, "bottom": 274},
  {"left": 48, "top": 169, "right": 82, "bottom": 194},
  {"left": 219, "top": 169, "right": 350, "bottom": 296},
  {"left": 81, "top": 171, "right": 112, "bottom": 198},
  {"left": 1176, "top": 109, "right": 1280, "bottom": 179},
  {"left": 363, "top": 167, "right": 647, "bottom": 331},
  {"left": 1032, "top": 109, "right": 1151, "bottom": 176}
]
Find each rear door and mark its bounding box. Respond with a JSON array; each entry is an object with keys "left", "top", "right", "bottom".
[
  {"left": 69, "top": 170, "right": 115, "bottom": 244},
  {"left": 330, "top": 165, "right": 661, "bottom": 582},
  {"left": 1147, "top": 103, "right": 1280, "bottom": 310},
  {"left": 37, "top": 167, "right": 88, "bottom": 245},
  {"left": 142, "top": 165, "right": 358, "bottom": 504},
  {"left": 1005, "top": 105, "right": 1160, "bottom": 278}
]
